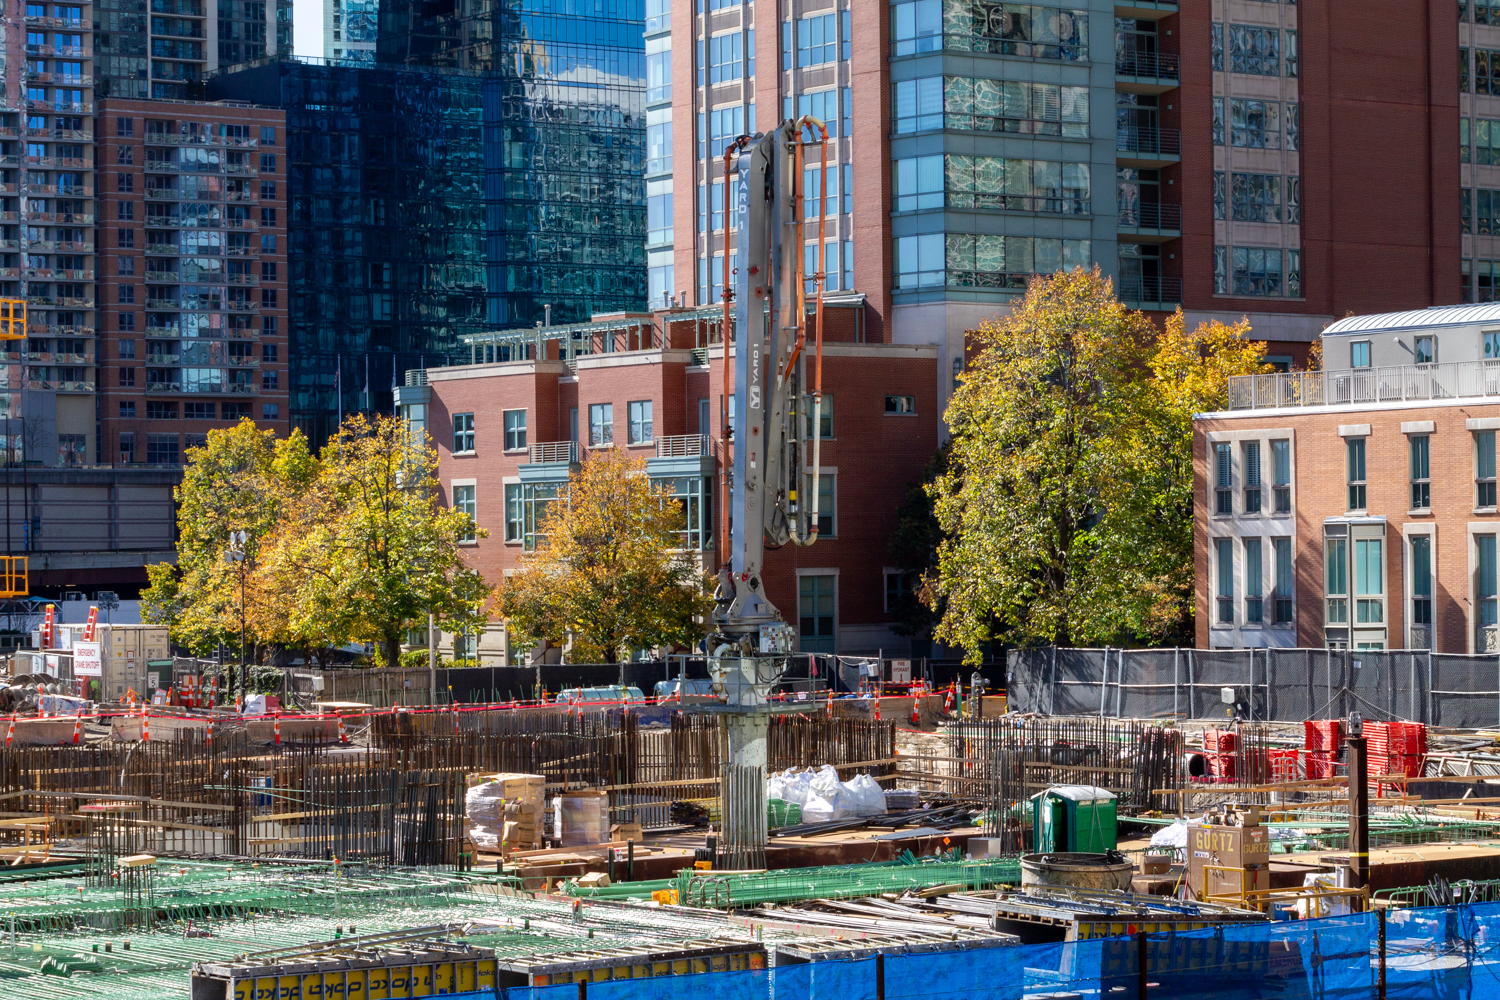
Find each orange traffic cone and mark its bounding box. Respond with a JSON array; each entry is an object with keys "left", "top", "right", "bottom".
[
  {"left": 141, "top": 709, "right": 150, "bottom": 743},
  {"left": 874, "top": 696, "right": 881, "bottom": 722},
  {"left": 35, "top": 684, "right": 44, "bottom": 718},
  {"left": 910, "top": 701, "right": 920, "bottom": 727},
  {"left": 337, "top": 714, "right": 348, "bottom": 744},
  {"left": 5, "top": 712, "right": 14, "bottom": 748},
  {"left": 944, "top": 684, "right": 955, "bottom": 715},
  {"left": 273, "top": 712, "right": 282, "bottom": 747},
  {"left": 206, "top": 716, "right": 214, "bottom": 746},
  {"left": 72, "top": 708, "right": 82, "bottom": 745}
]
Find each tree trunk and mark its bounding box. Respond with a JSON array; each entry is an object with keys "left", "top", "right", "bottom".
[{"left": 383, "top": 632, "right": 402, "bottom": 670}]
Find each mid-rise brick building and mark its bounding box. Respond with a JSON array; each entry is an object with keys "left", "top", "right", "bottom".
[
  {"left": 95, "top": 98, "right": 287, "bottom": 468},
  {"left": 399, "top": 305, "right": 939, "bottom": 662},
  {"left": 1196, "top": 302, "right": 1500, "bottom": 654}
]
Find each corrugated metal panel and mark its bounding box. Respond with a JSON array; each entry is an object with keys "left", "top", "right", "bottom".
[{"left": 1324, "top": 302, "right": 1500, "bottom": 337}]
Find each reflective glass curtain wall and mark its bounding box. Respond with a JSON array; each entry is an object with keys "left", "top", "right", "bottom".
[
  {"left": 209, "top": 60, "right": 489, "bottom": 444},
  {"left": 379, "top": 0, "right": 647, "bottom": 328}
]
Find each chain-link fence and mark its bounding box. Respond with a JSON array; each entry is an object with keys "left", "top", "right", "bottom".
[{"left": 1008, "top": 646, "right": 1500, "bottom": 726}]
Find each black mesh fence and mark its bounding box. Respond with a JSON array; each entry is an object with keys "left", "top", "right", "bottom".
[{"left": 1009, "top": 646, "right": 1500, "bottom": 725}]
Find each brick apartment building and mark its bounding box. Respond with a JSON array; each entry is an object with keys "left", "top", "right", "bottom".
[
  {"left": 1195, "top": 301, "right": 1500, "bottom": 654},
  {"left": 94, "top": 99, "right": 287, "bottom": 468},
  {"left": 397, "top": 305, "right": 939, "bottom": 662},
  {"left": 652, "top": 0, "right": 1476, "bottom": 419}
]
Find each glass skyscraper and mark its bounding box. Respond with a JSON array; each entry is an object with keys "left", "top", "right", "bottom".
[
  {"left": 208, "top": 59, "right": 490, "bottom": 443},
  {"left": 379, "top": 0, "right": 647, "bottom": 327}
]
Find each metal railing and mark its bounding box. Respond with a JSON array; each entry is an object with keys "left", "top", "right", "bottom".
[
  {"left": 655, "top": 434, "right": 707, "bottom": 458},
  {"left": 1116, "top": 49, "right": 1180, "bottom": 80},
  {"left": 1118, "top": 202, "right": 1182, "bottom": 230},
  {"left": 1227, "top": 360, "right": 1500, "bottom": 410},
  {"left": 528, "top": 440, "right": 577, "bottom": 464},
  {"left": 1117, "top": 125, "right": 1181, "bottom": 157},
  {"left": 1118, "top": 275, "right": 1182, "bottom": 304}
]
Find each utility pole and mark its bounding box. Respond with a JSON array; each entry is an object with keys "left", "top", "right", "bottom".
[
  {"left": 428, "top": 611, "right": 437, "bottom": 707},
  {"left": 226, "top": 530, "right": 249, "bottom": 703}
]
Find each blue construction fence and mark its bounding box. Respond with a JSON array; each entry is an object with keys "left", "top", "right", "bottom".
[{"left": 492, "top": 901, "right": 1500, "bottom": 1000}]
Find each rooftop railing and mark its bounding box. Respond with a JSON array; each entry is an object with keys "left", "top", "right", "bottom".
[{"left": 1227, "top": 361, "right": 1500, "bottom": 410}]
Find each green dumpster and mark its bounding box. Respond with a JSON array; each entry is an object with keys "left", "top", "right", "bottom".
[{"left": 1031, "top": 784, "right": 1117, "bottom": 854}]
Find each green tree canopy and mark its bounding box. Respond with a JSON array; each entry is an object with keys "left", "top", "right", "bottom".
[
  {"left": 495, "top": 449, "right": 714, "bottom": 664},
  {"left": 928, "top": 267, "right": 1269, "bottom": 658}
]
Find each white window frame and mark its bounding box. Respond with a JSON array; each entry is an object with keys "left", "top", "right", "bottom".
[
  {"left": 589, "top": 402, "right": 614, "bottom": 447},
  {"left": 452, "top": 412, "right": 475, "bottom": 454},
  {"left": 794, "top": 567, "right": 840, "bottom": 654},
  {"left": 502, "top": 476, "right": 522, "bottom": 545},
  {"left": 806, "top": 468, "right": 836, "bottom": 538},
  {"left": 503, "top": 409, "right": 527, "bottom": 452},
  {"left": 627, "top": 399, "right": 654, "bottom": 445},
  {"left": 451, "top": 478, "right": 477, "bottom": 544}
]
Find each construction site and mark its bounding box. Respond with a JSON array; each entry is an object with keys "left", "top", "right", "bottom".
[{"left": 1, "top": 125, "right": 1499, "bottom": 1000}]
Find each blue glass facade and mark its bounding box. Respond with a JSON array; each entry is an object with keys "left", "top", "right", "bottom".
[
  {"left": 380, "top": 0, "right": 647, "bottom": 327},
  {"left": 208, "top": 59, "right": 489, "bottom": 442}
]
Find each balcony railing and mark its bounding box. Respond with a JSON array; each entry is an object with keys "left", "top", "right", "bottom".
[
  {"left": 1118, "top": 202, "right": 1182, "bottom": 230},
  {"left": 1228, "top": 360, "right": 1500, "bottom": 410},
  {"left": 528, "top": 440, "right": 577, "bottom": 464},
  {"left": 1116, "top": 125, "right": 1181, "bottom": 157},
  {"left": 655, "top": 434, "right": 707, "bottom": 458},
  {"left": 1115, "top": 49, "right": 1180, "bottom": 80},
  {"left": 1117, "top": 275, "right": 1182, "bottom": 305}
]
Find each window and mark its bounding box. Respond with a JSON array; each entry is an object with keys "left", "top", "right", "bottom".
[
  {"left": 117, "top": 173, "right": 134, "bottom": 193},
  {"left": 1212, "top": 97, "right": 1225, "bottom": 146},
  {"left": 521, "top": 481, "right": 565, "bottom": 551},
  {"left": 1214, "top": 442, "right": 1232, "bottom": 514},
  {"left": 261, "top": 370, "right": 278, "bottom": 390},
  {"left": 260, "top": 153, "right": 276, "bottom": 172},
  {"left": 183, "top": 401, "right": 213, "bottom": 420},
  {"left": 1350, "top": 341, "right": 1371, "bottom": 368},
  {"left": 146, "top": 401, "right": 176, "bottom": 419},
  {"left": 933, "top": 78, "right": 1090, "bottom": 137},
  {"left": 1232, "top": 248, "right": 1282, "bottom": 296},
  {"left": 798, "top": 13, "right": 836, "bottom": 66},
  {"left": 1482, "top": 534, "right": 1500, "bottom": 641},
  {"left": 890, "top": 0, "right": 941, "bottom": 55},
  {"left": 261, "top": 262, "right": 278, "bottom": 282},
  {"left": 1346, "top": 438, "right": 1367, "bottom": 510},
  {"left": 260, "top": 126, "right": 275, "bottom": 144},
  {"left": 119, "top": 258, "right": 136, "bottom": 276},
  {"left": 1414, "top": 335, "right": 1436, "bottom": 365},
  {"left": 885, "top": 395, "right": 916, "bottom": 415},
  {"left": 799, "top": 574, "right": 836, "bottom": 653},
  {"left": 1411, "top": 435, "right": 1431, "bottom": 509},
  {"left": 146, "top": 433, "right": 179, "bottom": 465},
  {"left": 120, "top": 367, "right": 136, "bottom": 387},
  {"left": 658, "top": 475, "right": 712, "bottom": 550},
  {"left": 1231, "top": 173, "right": 1280, "bottom": 222},
  {"left": 1215, "top": 537, "right": 1234, "bottom": 624},
  {"left": 884, "top": 571, "right": 915, "bottom": 614},
  {"left": 1229, "top": 24, "right": 1280, "bottom": 75},
  {"left": 627, "top": 400, "right": 653, "bottom": 445},
  {"left": 893, "top": 77, "right": 943, "bottom": 133},
  {"left": 1355, "top": 538, "right": 1383, "bottom": 623},
  {"left": 893, "top": 155, "right": 943, "bottom": 211},
  {"left": 1243, "top": 441, "right": 1261, "bottom": 513},
  {"left": 503, "top": 409, "right": 526, "bottom": 451},
  {"left": 119, "top": 228, "right": 136, "bottom": 249},
  {"left": 117, "top": 116, "right": 134, "bottom": 136},
  {"left": 1230, "top": 99, "right": 1280, "bottom": 149},
  {"left": 118, "top": 201, "right": 135, "bottom": 220},
  {"left": 119, "top": 401, "right": 135, "bottom": 418},
  {"left": 1212, "top": 22, "right": 1223, "bottom": 70},
  {"left": 119, "top": 285, "right": 136, "bottom": 304},
  {"left": 709, "top": 31, "right": 741, "bottom": 83},
  {"left": 120, "top": 314, "right": 136, "bottom": 332},
  {"left": 453, "top": 484, "right": 476, "bottom": 542},
  {"left": 804, "top": 393, "right": 832, "bottom": 438},
  {"left": 1479, "top": 431, "right": 1498, "bottom": 507},
  {"left": 1273, "top": 537, "right": 1293, "bottom": 624},
  {"left": 262, "top": 403, "right": 278, "bottom": 420},
  {"left": 452, "top": 412, "right": 474, "bottom": 453},
  {"left": 1411, "top": 535, "right": 1433, "bottom": 639},
  {"left": 1272, "top": 439, "right": 1291, "bottom": 513},
  {"left": 809, "top": 473, "right": 834, "bottom": 536},
  {"left": 504, "top": 483, "right": 523, "bottom": 542},
  {"left": 1244, "top": 537, "right": 1263, "bottom": 623},
  {"left": 589, "top": 403, "right": 614, "bottom": 447},
  {"left": 260, "top": 207, "right": 276, "bottom": 226},
  {"left": 261, "top": 289, "right": 277, "bottom": 307},
  {"left": 1325, "top": 537, "right": 1348, "bottom": 624},
  {"left": 903, "top": 234, "right": 1090, "bottom": 290},
  {"left": 1479, "top": 49, "right": 1500, "bottom": 94}
]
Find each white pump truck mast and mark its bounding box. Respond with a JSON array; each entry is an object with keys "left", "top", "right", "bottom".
[{"left": 708, "top": 116, "right": 830, "bottom": 709}]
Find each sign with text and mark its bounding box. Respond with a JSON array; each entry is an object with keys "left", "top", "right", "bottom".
[{"left": 73, "top": 641, "right": 102, "bottom": 677}]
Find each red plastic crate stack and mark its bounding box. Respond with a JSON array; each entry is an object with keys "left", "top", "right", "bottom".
[
  {"left": 1199, "top": 728, "right": 1237, "bottom": 782},
  {"left": 1268, "top": 748, "right": 1301, "bottom": 783},
  {"left": 1303, "top": 720, "right": 1342, "bottom": 780},
  {"left": 1365, "top": 721, "right": 1426, "bottom": 796}
]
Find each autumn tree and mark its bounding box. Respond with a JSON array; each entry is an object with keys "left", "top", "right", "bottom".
[
  {"left": 141, "top": 419, "right": 317, "bottom": 658},
  {"left": 927, "top": 268, "right": 1269, "bottom": 658},
  {"left": 495, "top": 449, "right": 714, "bottom": 664},
  {"left": 258, "top": 414, "right": 491, "bottom": 669}
]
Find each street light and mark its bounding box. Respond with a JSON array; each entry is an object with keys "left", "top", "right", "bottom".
[{"left": 225, "top": 529, "right": 249, "bottom": 705}]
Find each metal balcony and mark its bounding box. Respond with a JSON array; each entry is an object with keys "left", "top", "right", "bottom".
[
  {"left": 1117, "top": 202, "right": 1182, "bottom": 238},
  {"left": 655, "top": 434, "right": 707, "bottom": 458},
  {"left": 1116, "top": 126, "right": 1181, "bottom": 166},
  {"left": 528, "top": 441, "right": 577, "bottom": 464},
  {"left": 1117, "top": 275, "right": 1182, "bottom": 308},
  {"left": 1115, "top": 49, "right": 1180, "bottom": 91},
  {"left": 1228, "top": 360, "right": 1500, "bottom": 410}
]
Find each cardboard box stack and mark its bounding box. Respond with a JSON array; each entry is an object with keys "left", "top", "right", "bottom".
[
  {"left": 465, "top": 773, "right": 545, "bottom": 855},
  {"left": 1187, "top": 804, "right": 1270, "bottom": 902}
]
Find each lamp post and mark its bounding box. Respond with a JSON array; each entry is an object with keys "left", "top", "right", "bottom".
[{"left": 225, "top": 530, "right": 249, "bottom": 703}]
